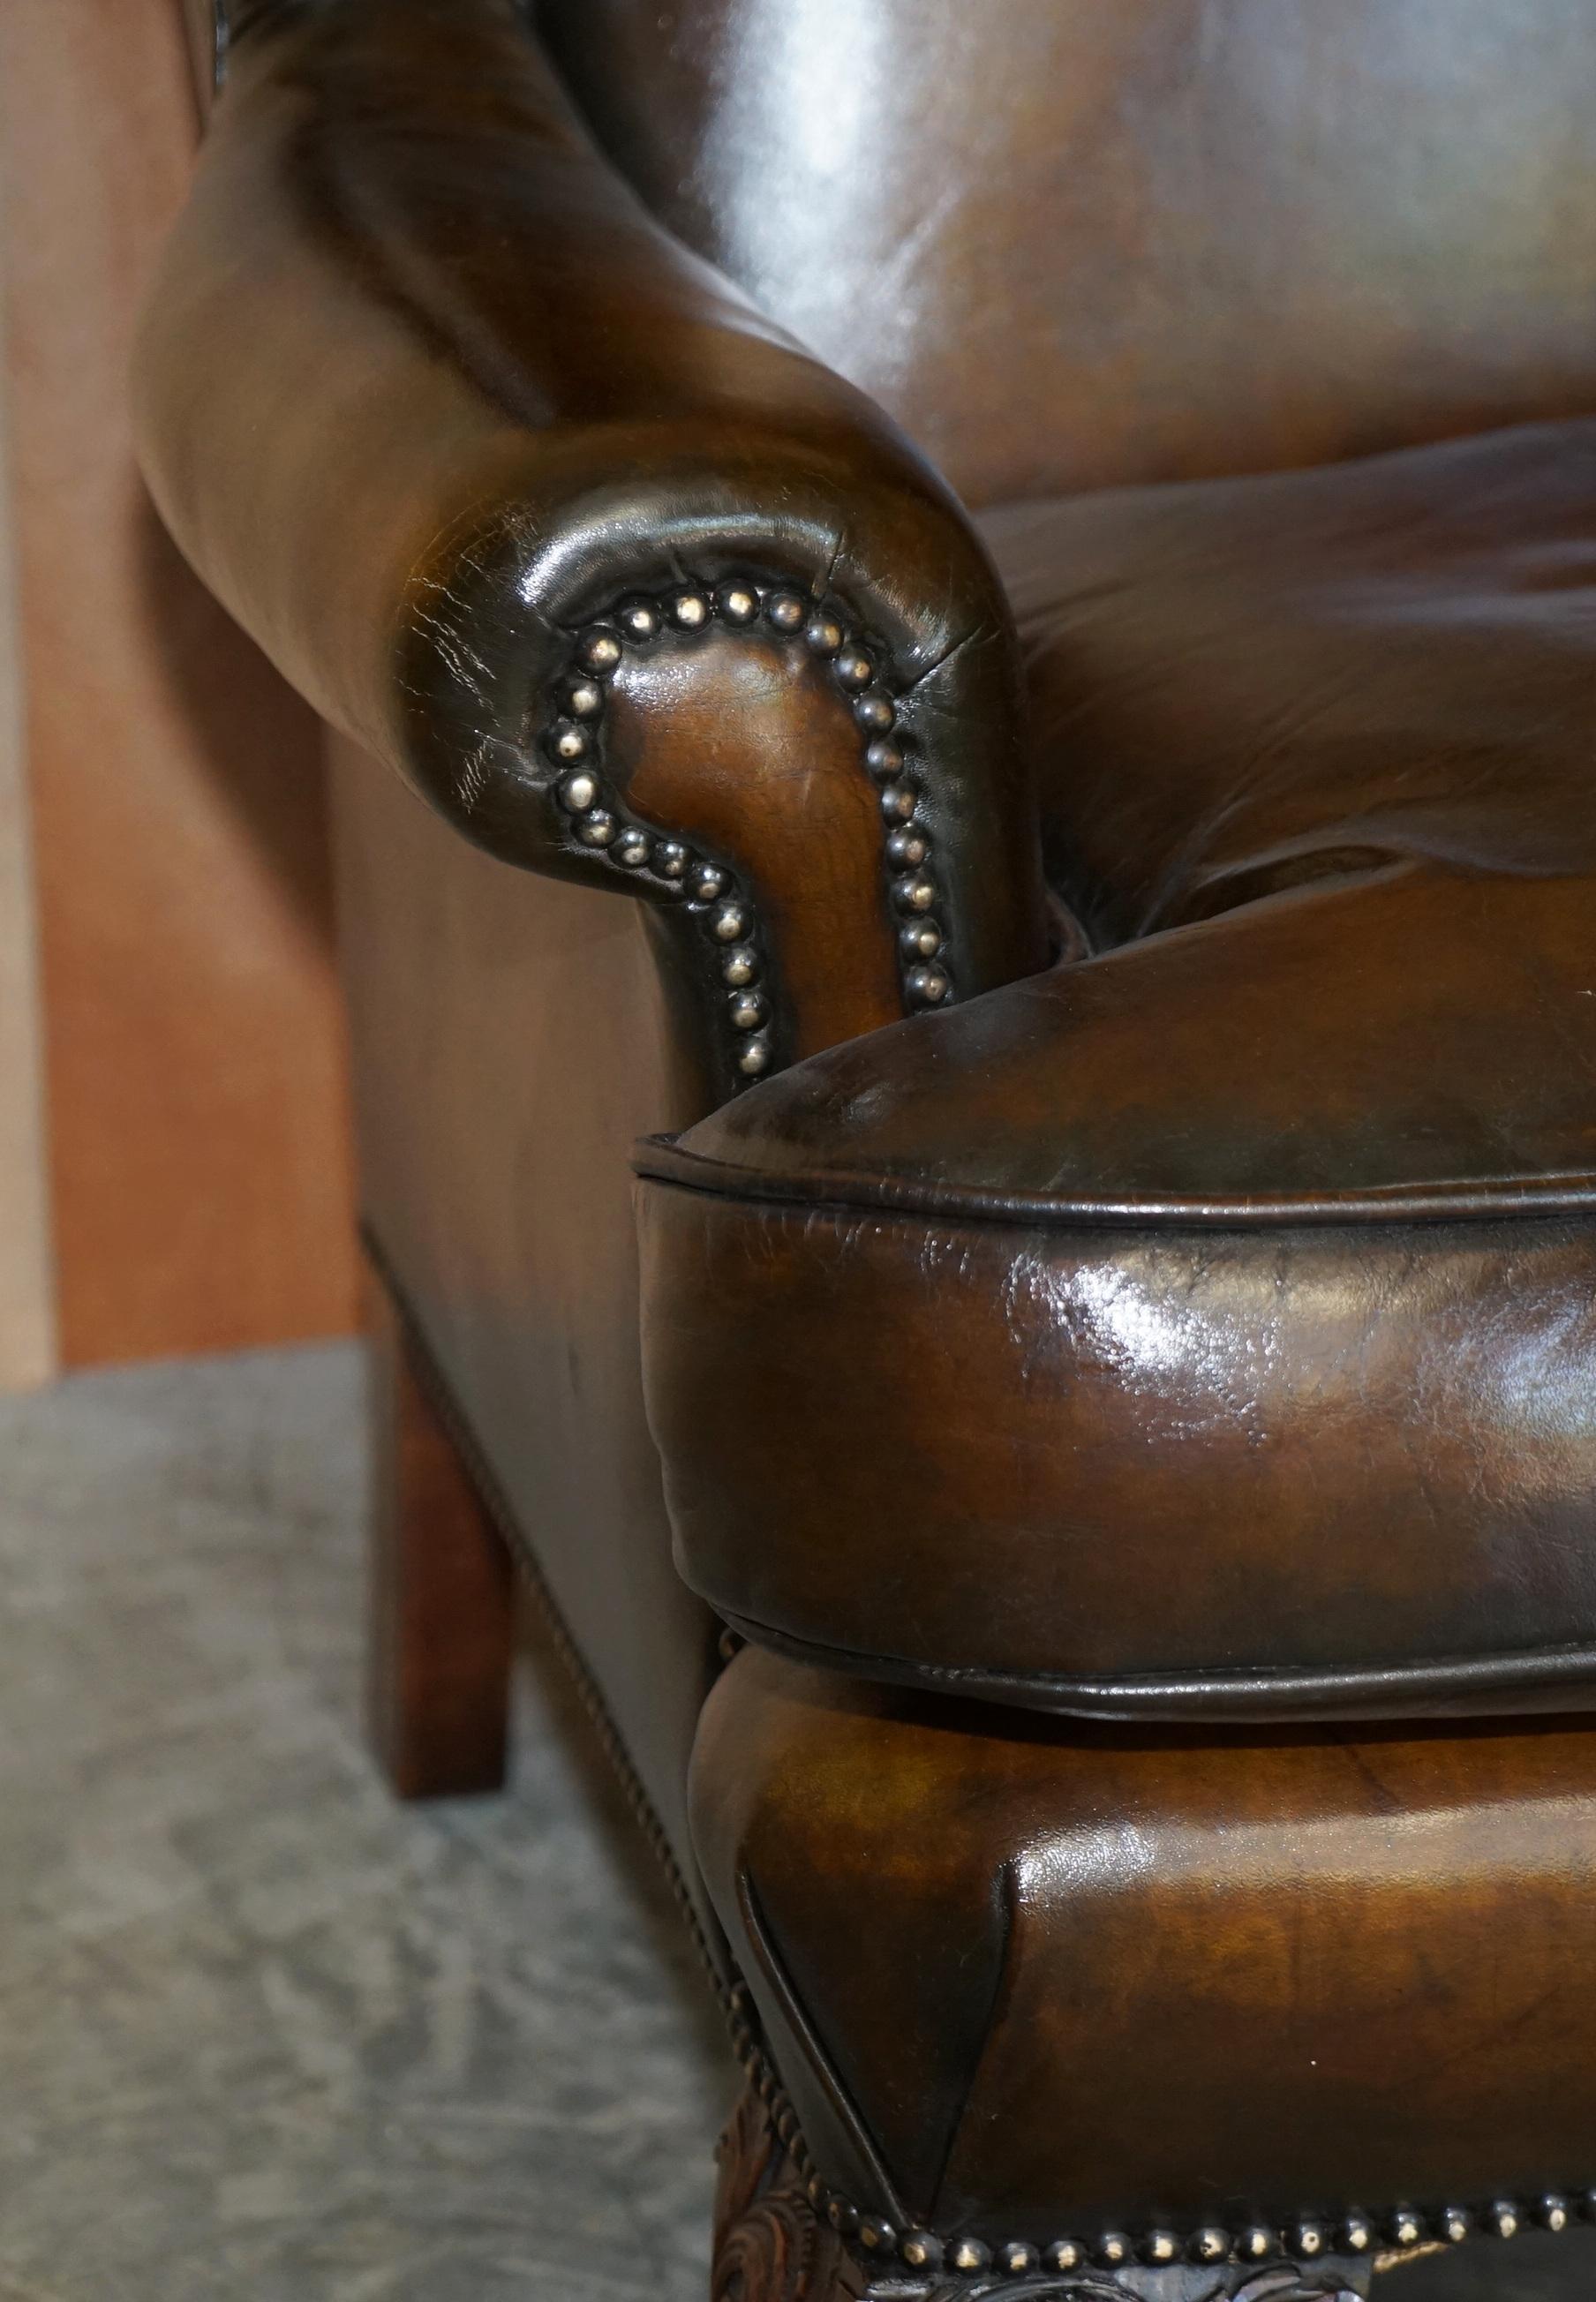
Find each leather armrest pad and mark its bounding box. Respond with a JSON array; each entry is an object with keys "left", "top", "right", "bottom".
[{"left": 133, "top": 0, "right": 1046, "bottom": 1010}]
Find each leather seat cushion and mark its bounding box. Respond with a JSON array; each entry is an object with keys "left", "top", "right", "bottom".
[
  {"left": 636, "top": 421, "right": 1596, "bottom": 1720},
  {"left": 696, "top": 1646, "right": 1596, "bottom": 2255}
]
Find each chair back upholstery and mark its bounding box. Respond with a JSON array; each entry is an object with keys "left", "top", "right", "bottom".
[{"left": 538, "top": 0, "right": 1596, "bottom": 504}]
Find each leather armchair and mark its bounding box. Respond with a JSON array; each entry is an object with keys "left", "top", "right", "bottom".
[{"left": 137, "top": 4, "right": 1596, "bottom": 2297}]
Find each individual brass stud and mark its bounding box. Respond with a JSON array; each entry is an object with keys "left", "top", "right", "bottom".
[
  {"left": 564, "top": 677, "right": 605, "bottom": 718},
  {"left": 854, "top": 691, "right": 896, "bottom": 733},
  {"left": 892, "top": 873, "right": 937, "bottom": 914},
  {"left": 711, "top": 900, "right": 749, "bottom": 942},
  {"left": 1386, "top": 2208, "right": 1426, "bottom": 2250},
  {"left": 886, "top": 828, "right": 930, "bottom": 868},
  {"left": 804, "top": 2174, "right": 826, "bottom": 2209},
  {"left": 668, "top": 588, "right": 711, "bottom": 629},
  {"left": 775, "top": 2104, "right": 800, "bottom": 2148},
  {"left": 556, "top": 769, "right": 599, "bottom": 814},
  {"left": 614, "top": 830, "right": 651, "bottom": 869},
  {"left": 946, "top": 2238, "right": 989, "bottom": 2275},
  {"left": 1579, "top": 2187, "right": 1596, "bottom": 2224},
  {"left": 900, "top": 919, "right": 944, "bottom": 959},
  {"left": 689, "top": 862, "right": 729, "bottom": 903},
  {"left": 1238, "top": 2225, "right": 1279, "bottom": 2262},
  {"left": 996, "top": 2241, "right": 1037, "bottom": 2276},
  {"left": 833, "top": 645, "right": 873, "bottom": 689},
  {"left": 718, "top": 581, "right": 760, "bottom": 624},
  {"left": 729, "top": 989, "right": 768, "bottom": 1032},
  {"left": 899, "top": 2231, "right": 942, "bottom": 2271},
  {"left": 1095, "top": 2232, "right": 1133, "bottom": 2268},
  {"left": 1292, "top": 2219, "right": 1330, "bottom": 2257},
  {"left": 879, "top": 782, "right": 919, "bottom": 824},
  {"left": 576, "top": 809, "right": 617, "bottom": 847},
  {"left": 617, "top": 596, "right": 661, "bottom": 643},
  {"left": 1538, "top": 2193, "right": 1571, "bottom": 2233},
  {"left": 858, "top": 2218, "right": 897, "bottom": 2255},
  {"left": 1341, "top": 2213, "right": 1374, "bottom": 2253},
  {"left": 654, "top": 841, "right": 689, "bottom": 879},
  {"left": 1141, "top": 2230, "right": 1180, "bottom": 2266},
  {"left": 825, "top": 2197, "right": 859, "bottom": 2238},
  {"left": 1044, "top": 2239, "right": 1085, "bottom": 2273},
  {"left": 865, "top": 735, "right": 904, "bottom": 779},
  {"left": 547, "top": 718, "right": 591, "bottom": 764},
  {"left": 1487, "top": 2201, "right": 1521, "bottom": 2240},
  {"left": 1439, "top": 2207, "right": 1472, "bottom": 2246},
  {"left": 764, "top": 591, "right": 807, "bottom": 633},
  {"left": 576, "top": 626, "right": 623, "bottom": 673},
  {"left": 736, "top": 1034, "right": 771, "bottom": 1078},
  {"left": 906, "top": 965, "right": 951, "bottom": 1006},
  {"left": 804, "top": 612, "right": 844, "bottom": 655},
  {"left": 721, "top": 944, "right": 758, "bottom": 987},
  {"left": 1190, "top": 2227, "right": 1231, "bottom": 2265}
]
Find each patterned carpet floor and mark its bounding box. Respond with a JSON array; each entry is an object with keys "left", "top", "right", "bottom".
[
  {"left": 0, "top": 1343, "right": 727, "bottom": 2300},
  {"left": 0, "top": 1341, "right": 1589, "bottom": 2301}
]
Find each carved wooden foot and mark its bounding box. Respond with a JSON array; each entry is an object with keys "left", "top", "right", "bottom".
[
  {"left": 710, "top": 2080, "right": 1369, "bottom": 2302},
  {"left": 712, "top": 2080, "right": 866, "bottom": 2301}
]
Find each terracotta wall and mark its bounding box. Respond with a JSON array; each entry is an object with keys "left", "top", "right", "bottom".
[
  {"left": 0, "top": 236, "right": 54, "bottom": 1391},
  {"left": 0, "top": 1, "right": 358, "bottom": 1374}
]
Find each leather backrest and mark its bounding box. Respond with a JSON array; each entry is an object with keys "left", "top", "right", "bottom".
[{"left": 537, "top": 0, "right": 1596, "bottom": 506}]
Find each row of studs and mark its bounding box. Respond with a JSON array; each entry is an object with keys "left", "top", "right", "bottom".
[
  {"left": 809, "top": 2185, "right": 1593, "bottom": 2282},
  {"left": 546, "top": 583, "right": 773, "bottom": 1080},
  {"left": 543, "top": 577, "right": 952, "bottom": 1085},
  {"left": 713, "top": 1648, "right": 1578, "bottom": 2283}
]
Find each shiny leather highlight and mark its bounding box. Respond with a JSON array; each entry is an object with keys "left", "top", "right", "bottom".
[
  {"left": 637, "top": 420, "right": 1596, "bottom": 1719},
  {"left": 135, "top": 0, "right": 1596, "bottom": 2268},
  {"left": 133, "top": 0, "right": 1048, "bottom": 1101},
  {"left": 540, "top": 0, "right": 1596, "bottom": 505},
  {"left": 695, "top": 1649, "right": 1596, "bottom": 2244}
]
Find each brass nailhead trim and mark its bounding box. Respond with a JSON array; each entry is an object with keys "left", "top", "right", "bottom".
[
  {"left": 546, "top": 576, "right": 953, "bottom": 1088},
  {"left": 807, "top": 2184, "right": 1595, "bottom": 2284}
]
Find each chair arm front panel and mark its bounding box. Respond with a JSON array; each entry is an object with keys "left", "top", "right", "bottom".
[{"left": 135, "top": 0, "right": 1049, "bottom": 1095}]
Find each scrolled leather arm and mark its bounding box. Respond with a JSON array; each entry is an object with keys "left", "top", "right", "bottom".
[{"left": 138, "top": 0, "right": 1049, "bottom": 1094}]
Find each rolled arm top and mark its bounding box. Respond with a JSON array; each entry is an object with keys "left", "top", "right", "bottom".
[{"left": 136, "top": 0, "right": 1049, "bottom": 1091}]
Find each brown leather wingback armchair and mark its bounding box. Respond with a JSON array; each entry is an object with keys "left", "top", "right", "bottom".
[{"left": 137, "top": 4, "right": 1596, "bottom": 2296}]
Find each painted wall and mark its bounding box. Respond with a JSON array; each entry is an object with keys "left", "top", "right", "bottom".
[
  {"left": 0, "top": 238, "right": 54, "bottom": 1389},
  {"left": 0, "top": 2, "right": 358, "bottom": 1378}
]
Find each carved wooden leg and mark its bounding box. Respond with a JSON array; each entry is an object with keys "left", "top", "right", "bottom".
[
  {"left": 365, "top": 1272, "right": 516, "bottom": 1798},
  {"left": 710, "top": 2078, "right": 1372, "bottom": 2302},
  {"left": 713, "top": 2081, "right": 866, "bottom": 2302}
]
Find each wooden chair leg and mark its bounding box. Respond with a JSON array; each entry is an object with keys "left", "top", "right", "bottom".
[{"left": 365, "top": 1273, "right": 516, "bottom": 1799}]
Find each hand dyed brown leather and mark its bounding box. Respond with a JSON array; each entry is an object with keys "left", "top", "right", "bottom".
[
  {"left": 137, "top": 1, "right": 1596, "bottom": 2294},
  {"left": 539, "top": 0, "right": 1596, "bottom": 506},
  {"left": 984, "top": 422, "right": 1596, "bottom": 947},
  {"left": 136, "top": 0, "right": 1047, "bottom": 1102},
  {"left": 696, "top": 1648, "right": 1596, "bottom": 2258},
  {"left": 638, "top": 421, "right": 1596, "bottom": 1722}
]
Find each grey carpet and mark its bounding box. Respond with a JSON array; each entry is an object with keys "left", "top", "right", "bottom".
[
  {"left": 0, "top": 1342, "right": 1591, "bottom": 2301},
  {"left": 0, "top": 1343, "right": 728, "bottom": 2300}
]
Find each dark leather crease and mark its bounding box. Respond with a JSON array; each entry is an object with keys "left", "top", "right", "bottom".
[
  {"left": 978, "top": 421, "right": 1596, "bottom": 951},
  {"left": 717, "top": 1612, "right": 1596, "bottom": 1726},
  {"left": 635, "top": 1136, "right": 1596, "bottom": 1232}
]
